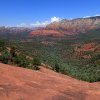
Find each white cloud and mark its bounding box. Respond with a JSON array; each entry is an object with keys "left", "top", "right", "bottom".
[
  {"left": 83, "top": 16, "right": 91, "bottom": 18},
  {"left": 17, "top": 17, "right": 61, "bottom": 27},
  {"left": 83, "top": 14, "right": 100, "bottom": 18},
  {"left": 30, "top": 21, "right": 49, "bottom": 27},
  {"left": 17, "top": 23, "right": 28, "bottom": 27},
  {"left": 50, "top": 17, "right": 60, "bottom": 22},
  {"left": 94, "top": 14, "right": 100, "bottom": 16}
]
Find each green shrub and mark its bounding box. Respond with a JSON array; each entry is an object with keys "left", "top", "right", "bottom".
[
  {"left": 53, "top": 63, "right": 60, "bottom": 72},
  {"left": 32, "top": 57, "right": 41, "bottom": 70},
  {"left": 33, "top": 57, "right": 41, "bottom": 67},
  {"left": 13, "top": 55, "right": 30, "bottom": 68},
  {"left": 0, "top": 51, "right": 12, "bottom": 64}
]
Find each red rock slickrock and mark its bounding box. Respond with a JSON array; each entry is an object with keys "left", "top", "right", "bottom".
[{"left": 0, "top": 63, "right": 100, "bottom": 100}]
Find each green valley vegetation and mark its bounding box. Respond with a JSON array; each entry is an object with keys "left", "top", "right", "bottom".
[
  {"left": 0, "top": 40, "right": 41, "bottom": 70},
  {"left": 0, "top": 29, "right": 100, "bottom": 82}
]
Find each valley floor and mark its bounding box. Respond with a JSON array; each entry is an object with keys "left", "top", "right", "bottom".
[{"left": 0, "top": 63, "right": 100, "bottom": 100}]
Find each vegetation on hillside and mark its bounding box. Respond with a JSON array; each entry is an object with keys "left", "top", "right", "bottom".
[
  {"left": 0, "top": 28, "right": 100, "bottom": 82},
  {"left": 0, "top": 40, "right": 41, "bottom": 70}
]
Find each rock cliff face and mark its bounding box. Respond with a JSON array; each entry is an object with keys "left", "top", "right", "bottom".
[
  {"left": 30, "top": 16, "right": 100, "bottom": 37},
  {"left": 46, "top": 16, "right": 100, "bottom": 35},
  {"left": 30, "top": 29, "right": 64, "bottom": 37}
]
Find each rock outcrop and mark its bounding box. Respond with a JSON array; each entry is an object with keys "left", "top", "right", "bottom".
[
  {"left": 46, "top": 16, "right": 100, "bottom": 35},
  {"left": 0, "top": 63, "right": 100, "bottom": 100}
]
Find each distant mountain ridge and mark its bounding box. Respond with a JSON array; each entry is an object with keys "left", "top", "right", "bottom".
[
  {"left": 30, "top": 16, "right": 100, "bottom": 36},
  {"left": 46, "top": 16, "right": 100, "bottom": 35},
  {"left": 0, "top": 16, "right": 100, "bottom": 37}
]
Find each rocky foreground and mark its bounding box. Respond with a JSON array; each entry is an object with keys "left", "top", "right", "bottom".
[{"left": 0, "top": 63, "right": 100, "bottom": 100}]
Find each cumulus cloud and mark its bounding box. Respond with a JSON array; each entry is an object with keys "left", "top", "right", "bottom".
[
  {"left": 17, "top": 17, "right": 61, "bottom": 27},
  {"left": 30, "top": 21, "right": 49, "bottom": 27},
  {"left": 50, "top": 17, "right": 60, "bottom": 22}
]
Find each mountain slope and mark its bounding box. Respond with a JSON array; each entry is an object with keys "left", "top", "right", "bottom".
[
  {"left": 0, "top": 16, "right": 100, "bottom": 38},
  {"left": 29, "top": 16, "right": 100, "bottom": 37},
  {"left": 46, "top": 16, "right": 100, "bottom": 35},
  {"left": 0, "top": 63, "right": 100, "bottom": 100}
]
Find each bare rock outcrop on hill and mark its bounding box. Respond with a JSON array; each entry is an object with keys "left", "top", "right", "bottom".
[
  {"left": 0, "top": 63, "right": 100, "bottom": 100},
  {"left": 46, "top": 16, "right": 100, "bottom": 35},
  {"left": 30, "top": 16, "right": 100, "bottom": 37}
]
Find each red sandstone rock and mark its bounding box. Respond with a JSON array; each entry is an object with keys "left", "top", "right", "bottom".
[{"left": 0, "top": 63, "right": 100, "bottom": 100}]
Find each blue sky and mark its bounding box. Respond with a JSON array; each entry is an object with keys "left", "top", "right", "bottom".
[{"left": 0, "top": 0, "right": 100, "bottom": 26}]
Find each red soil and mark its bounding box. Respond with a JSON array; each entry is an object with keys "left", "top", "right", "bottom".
[{"left": 0, "top": 63, "right": 100, "bottom": 100}]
